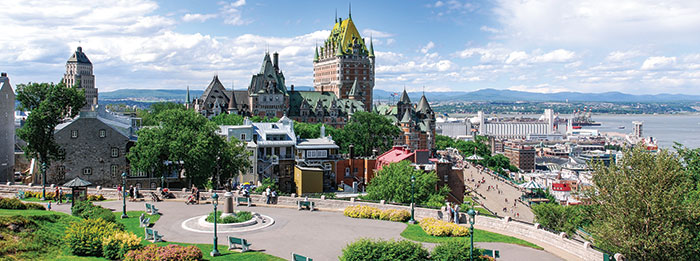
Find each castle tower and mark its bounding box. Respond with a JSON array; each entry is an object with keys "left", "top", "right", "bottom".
[
  {"left": 313, "top": 8, "right": 375, "bottom": 110},
  {"left": 63, "top": 46, "right": 97, "bottom": 110},
  {"left": 0, "top": 72, "right": 15, "bottom": 182}
]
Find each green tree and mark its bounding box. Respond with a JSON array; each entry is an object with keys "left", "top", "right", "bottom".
[
  {"left": 531, "top": 203, "right": 594, "bottom": 235},
  {"left": 210, "top": 113, "right": 244, "bottom": 125},
  {"left": 435, "top": 135, "right": 455, "bottom": 150},
  {"left": 338, "top": 111, "right": 401, "bottom": 156},
  {"left": 137, "top": 102, "right": 184, "bottom": 126},
  {"left": 365, "top": 161, "right": 448, "bottom": 205},
  {"left": 214, "top": 138, "right": 251, "bottom": 188},
  {"left": 128, "top": 109, "right": 249, "bottom": 187},
  {"left": 587, "top": 145, "right": 700, "bottom": 260},
  {"left": 15, "top": 82, "right": 85, "bottom": 198}
]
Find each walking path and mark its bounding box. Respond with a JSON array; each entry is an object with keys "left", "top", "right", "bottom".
[
  {"left": 50, "top": 200, "right": 561, "bottom": 260},
  {"left": 464, "top": 164, "right": 535, "bottom": 222}
]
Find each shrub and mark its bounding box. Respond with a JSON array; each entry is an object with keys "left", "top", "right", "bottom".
[
  {"left": 0, "top": 197, "right": 27, "bottom": 210},
  {"left": 88, "top": 194, "right": 106, "bottom": 201},
  {"left": 339, "top": 238, "right": 429, "bottom": 261},
  {"left": 419, "top": 217, "right": 469, "bottom": 237},
  {"left": 65, "top": 218, "right": 122, "bottom": 257},
  {"left": 102, "top": 231, "right": 141, "bottom": 260},
  {"left": 25, "top": 202, "right": 46, "bottom": 210},
  {"left": 431, "top": 240, "right": 489, "bottom": 261},
  {"left": 124, "top": 244, "right": 203, "bottom": 261},
  {"left": 205, "top": 211, "right": 253, "bottom": 224},
  {"left": 344, "top": 205, "right": 411, "bottom": 222},
  {"left": 72, "top": 200, "right": 117, "bottom": 223}
]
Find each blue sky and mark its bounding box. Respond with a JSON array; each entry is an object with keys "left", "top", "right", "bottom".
[{"left": 2, "top": 0, "right": 700, "bottom": 94}]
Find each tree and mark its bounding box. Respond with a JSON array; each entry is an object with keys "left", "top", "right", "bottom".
[
  {"left": 365, "top": 161, "right": 448, "bottom": 206},
  {"left": 587, "top": 145, "right": 700, "bottom": 260},
  {"left": 435, "top": 135, "right": 455, "bottom": 150},
  {"left": 127, "top": 109, "right": 250, "bottom": 187},
  {"left": 137, "top": 102, "right": 184, "bottom": 126},
  {"left": 338, "top": 111, "right": 401, "bottom": 156},
  {"left": 210, "top": 113, "right": 244, "bottom": 126},
  {"left": 15, "top": 82, "right": 85, "bottom": 198},
  {"left": 531, "top": 203, "right": 594, "bottom": 235}
]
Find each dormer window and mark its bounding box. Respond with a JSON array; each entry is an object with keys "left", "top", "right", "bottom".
[{"left": 99, "top": 129, "right": 106, "bottom": 138}]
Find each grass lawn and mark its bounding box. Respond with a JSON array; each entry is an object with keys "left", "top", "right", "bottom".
[
  {"left": 401, "top": 223, "right": 542, "bottom": 250},
  {"left": 115, "top": 211, "right": 283, "bottom": 261}
]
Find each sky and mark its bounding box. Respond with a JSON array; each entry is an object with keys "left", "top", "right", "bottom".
[{"left": 2, "top": 0, "right": 700, "bottom": 94}]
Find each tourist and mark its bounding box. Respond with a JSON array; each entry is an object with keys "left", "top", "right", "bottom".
[
  {"left": 271, "top": 189, "right": 277, "bottom": 204},
  {"left": 129, "top": 185, "right": 134, "bottom": 201},
  {"left": 516, "top": 212, "right": 520, "bottom": 218},
  {"left": 134, "top": 186, "right": 139, "bottom": 199},
  {"left": 58, "top": 187, "right": 63, "bottom": 204},
  {"left": 453, "top": 203, "right": 460, "bottom": 224},
  {"left": 446, "top": 202, "right": 454, "bottom": 223},
  {"left": 117, "top": 185, "right": 122, "bottom": 200},
  {"left": 54, "top": 187, "right": 59, "bottom": 204},
  {"left": 265, "top": 186, "right": 271, "bottom": 204},
  {"left": 47, "top": 200, "right": 52, "bottom": 211}
]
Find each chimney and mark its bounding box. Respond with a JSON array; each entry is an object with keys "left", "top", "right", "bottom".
[
  {"left": 291, "top": 84, "right": 294, "bottom": 92},
  {"left": 1, "top": 72, "right": 6, "bottom": 77},
  {"left": 349, "top": 144, "right": 355, "bottom": 159},
  {"left": 273, "top": 52, "right": 279, "bottom": 71}
]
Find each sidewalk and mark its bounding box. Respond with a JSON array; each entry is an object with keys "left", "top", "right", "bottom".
[{"left": 464, "top": 164, "right": 535, "bottom": 222}]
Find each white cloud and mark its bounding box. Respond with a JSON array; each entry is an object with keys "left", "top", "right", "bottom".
[
  {"left": 182, "top": 13, "right": 218, "bottom": 22},
  {"left": 605, "top": 50, "right": 643, "bottom": 62},
  {"left": 420, "top": 41, "right": 435, "bottom": 54},
  {"left": 641, "top": 56, "right": 676, "bottom": 70},
  {"left": 480, "top": 26, "right": 501, "bottom": 33},
  {"left": 505, "top": 51, "right": 528, "bottom": 64},
  {"left": 434, "top": 1, "right": 444, "bottom": 8},
  {"left": 220, "top": 0, "right": 250, "bottom": 25},
  {"left": 532, "top": 49, "right": 576, "bottom": 63},
  {"left": 508, "top": 84, "right": 569, "bottom": 93},
  {"left": 362, "top": 29, "right": 394, "bottom": 38},
  {"left": 493, "top": 0, "right": 700, "bottom": 45}
]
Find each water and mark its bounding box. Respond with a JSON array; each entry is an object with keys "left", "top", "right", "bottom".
[{"left": 582, "top": 114, "right": 700, "bottom": 149}]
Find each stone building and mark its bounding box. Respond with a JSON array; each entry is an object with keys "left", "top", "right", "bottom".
[
  {"left": 504, "top": 141, "right": 536, "bottom": 172},
  {"left": 376, "top": 90, "right": 436, "bottom": 151},
  {"left": 0, "top": 72, "right": 15, "bottom": 182},
  {"left": 62, "top": 47, "right": 97, "bottom": 110},
  {"left": 313, "top": 11, "right": 375, "bottom": 110},
  {"left": 50, "top": 107, "right": 139, "bottom": 187}
]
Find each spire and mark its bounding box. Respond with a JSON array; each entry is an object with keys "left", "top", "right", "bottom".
[
  {"left": 335, "top": 39, "right": 344, "bottom": 56},
  {"left": 417, "top": 93, "right": 432, "bottom": 113},
  {"left": 186, "top": 85, "right": 190, "bottom": 104},
  {"left": 348, "top": 2, "right": 352, "bottom": 20},
  {"left": 314, "top": 45, "right": 319, "bottom": 62},
  {"left": 368, "top": 36, "right": 375, "bottom": 57},
  {"left": 400, "top": 109, "right": 412, "bottom": 124},
  {"left": 399, "top": 87, "right": 411, "bottom": 104},
  {"left": 335, "top": 8, "right": 338, "bottom": 23}
]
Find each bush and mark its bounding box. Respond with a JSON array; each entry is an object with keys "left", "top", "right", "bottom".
[
  {"left": 88, "top": 194, "right": 106, "bottom": 201},
  {"left": 25, "top": 202, "right": 46, "bottom": 210},
  {"left": 71, "top": 200, "right": 117, "bottom": 223},
  {"left": 340, "top": 238, "right": 429, "bottom": 261},
  {"left": 205, "top": 211, "right": 253, "bottom": 224},
  {"left": 254, "top": 177, "right": 278, "bottom": 193},
  {"left": 419, "top": 217, "right": 469, "bottom": 237},
  {"left": 65, "top": 218, "right": 122, "bottom": 257},
  {"left": 344, "top": 206, "right": 411, "bottom": 222},
  {"left": 431, "top": 240, "right": 489, "bottom": 261},
  {"left": 124, "top": 244, "right": 203, "bottom": 261},
  {"left": 0, "top": 197, "right": 27, "bottom": 209},
  {"left": 102, "top": 231, "right": 141, "bottom": 260}
]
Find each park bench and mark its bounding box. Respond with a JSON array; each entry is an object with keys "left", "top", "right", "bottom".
[
  {"left": 16, "top": 190, "right": 24, "bottom": 199},
  {"left": 292, "top": 252, "right": 313, "bottom": 261},
  {"left": 228, "top": 236, "right": 251, "bottom": 252},
  {"left": 236, "top": 197, "right": 251, "bottom": 207},
  {"left": 145, "top": 203, "right": 152, "bottom": 214},
  {"left": 297, "top": 200, "right": 314, "bottom": 211},
  {"left": 483, "top": 249, "right": 500, "bottom": 259},
  {"left": 149, "top": 204, "right": 160, "bottom": 215},
  {"left": 144, "top": 228, "right": 164, "bottom": 243},
  {"left": 139, "top": 213, "right": 151, "bottom": 227}
]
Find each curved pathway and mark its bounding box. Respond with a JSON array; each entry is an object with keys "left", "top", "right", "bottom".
[{"left": 44, "top": 200, "right": 564, "bottom": 260}]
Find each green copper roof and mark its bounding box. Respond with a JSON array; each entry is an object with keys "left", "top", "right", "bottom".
[
  {"left": 400, "top": 109, "right": 412, "bottom": 123},
  {"left": 368, "top": 37, "right": 375, "bottom": 58},
  {"left": 186, "top": 86, "right": 190, "bottom": 104},
  {"left": 314, "top": 46, "right": 319, "bottom": 62},
  {"left": 288, "top": 91, "right": 365, "bottom": 117},
  {"left": 399, "top": 89, "right": 411, "bottom": 104},
  {"left": 349, "top": 78, "right": 359, "bottom": 97},
  {"left": 67, "top": 46, "right": 92, "bottom": 64},
  {"left": 417, "top": 94, "right": 432, "bottom": 113}
]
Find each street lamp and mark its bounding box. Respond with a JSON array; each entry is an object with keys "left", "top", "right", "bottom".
[
  {"left": 210, "top": 192, "right": 220, "bottom": 257},
  {"left": 408, "top": 175, "right": 416, "bottom": 224},
  {"left": 121, "top": 172, "right": 128, "bottom": 219},
  {"left": 41, "top": 162, "right": 46, "bottom": 200},
  {"left": 467, "top": 202, "right": 476, "bottom": 261},
  {"left": 160, "top": 175, "right": 165, "bottom": 189}
]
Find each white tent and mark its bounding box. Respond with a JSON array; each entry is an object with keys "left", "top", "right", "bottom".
[
  {"left": 466, "top": 154, "right": 484, "bottom": 161},
  {"left": 519, "top": 180, "right": 544, "bottom": 190}
]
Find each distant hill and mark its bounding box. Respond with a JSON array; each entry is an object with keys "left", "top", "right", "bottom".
[
  {"left": 99, "top": 87, "right": 700, "bottom": 104},
  {"left": 374, "top": 88, "right": 700, "bottom": 103}
]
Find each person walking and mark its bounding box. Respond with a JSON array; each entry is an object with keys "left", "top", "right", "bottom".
[
  {"left": 129, "top": 185, "right": 134, "bottom": 201},
  {"left": 58, "top": 187, "right": 63, "bottom": 205},
  {"left": 54, "top": 187, "right": 59, "bottom": 204},
  {"left": 265, "top": 186, "right": 271, "bottom": 204},
  {"left": 47, "top": 201, "right": 52, "bottom": 211},
  {"left": 117, "top": 185, "right": 122, "bottom": 200},
  {"left": 453, "top": 203, "right": 460, "bottom": 224}
]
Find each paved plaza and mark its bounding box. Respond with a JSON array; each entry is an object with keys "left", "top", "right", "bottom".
[{"left": 51, "top": 199, "right": 561, "bottom": 260}]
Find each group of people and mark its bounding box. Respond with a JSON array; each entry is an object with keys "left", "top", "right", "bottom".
[
  {"left": 263, "top": 186, "right": 277, "bottom": 204},
  {"left": 117, "top": 185, "right": 139, "bottom": 201},
  {"left": 444, "top": 202, "right": 461, "bottom": 224},
  {"left": 186, "top": 185, "right": 200, "bottom": 205}
]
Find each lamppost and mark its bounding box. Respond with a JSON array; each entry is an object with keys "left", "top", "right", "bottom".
[
  {"left": 161, "top": 175, "right": 165, "bottom": 190},
  {"left": 408, "top": 175, "right": 416, "bottom": 224},
  {"left": 41, "top": 162, "right": 46, "bottom": 200},
  {"left": 210, "top": 192, "right": 220, "bottom": 257},
  {"left": 121, "top": 172, "right": 128, "bottom": 219},
  {"left": 467, "top": 202, "right": 476, "bottom": 261}
]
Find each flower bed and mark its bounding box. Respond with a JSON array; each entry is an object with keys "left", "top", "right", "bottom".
[
  {"left": 205, "top": 211, "right": 253, "bottom": 224},
  {"left": 343, "top": 205, "right": 411, "bottom": 222},
  {"left": 125, "top": 244, "right": 202, "bottom": 261},
  {"left": 419, "top": 217, "right": 469, "bottom": 237}
]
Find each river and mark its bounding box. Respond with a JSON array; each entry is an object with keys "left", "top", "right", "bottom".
[{"left": 582, "top": 114, "right": 700, "bottom": 149}]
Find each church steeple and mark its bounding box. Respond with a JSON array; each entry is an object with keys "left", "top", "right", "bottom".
[
  {"left": 186, "top": 85, "right": 190, "bottom": 105},
  {"left": 314, "top": 45, "right": 319, "bottom": 62},
  {"left": 348, "top": 2, "right": 352, "bottom": 20},
  {"left": 368, "top": 36, "right": 375, "bottom": 57}
]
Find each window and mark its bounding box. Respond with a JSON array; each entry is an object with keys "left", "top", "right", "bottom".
[
  {"left": 71, "top": 130, "right": 78, "bottom": 138},
  {"left": 83, "top": 167, "right": 92, "bottom": 175},
  {"left": 111, "top": 165, "right": 119, "bottom": 178},
  {"left": 111, "top": 148, "right": 119, "bottom": 158},
  {"left": 240, "top": 133, "right": 246, "bottom": 140},
  {"left": 130, "top": 170, "right": 146, "bottom": 177},
  {"left": 58, "top": 166, "right": 65, "bottom": 174},
  {"left": 99, "top": 129, "right": 106, "bottom": 138}
]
